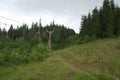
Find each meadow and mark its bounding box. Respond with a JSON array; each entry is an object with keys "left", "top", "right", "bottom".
[{"left": 0, "top": 37, "right": 120, "bottom": 80}]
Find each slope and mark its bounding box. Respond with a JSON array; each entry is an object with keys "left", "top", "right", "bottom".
[{"left": 0, "top": 38, "right": 120, "bottom": 80}]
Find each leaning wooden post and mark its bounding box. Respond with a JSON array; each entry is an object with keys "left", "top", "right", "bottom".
[{"left": 46, "top": 29, "right": 54, "bottom": 51}]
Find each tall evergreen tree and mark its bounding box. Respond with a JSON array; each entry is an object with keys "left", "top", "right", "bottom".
[
  {"left": 87, "top": 12, "right": 92, "bottom": 36},
  {"left": 114, "top": 6, "right": 120, "bottom": 35},
  {"left": 102, "top": 0, "right": 113, "bottom": 37},
  {"left": 80, "top": 15, "right": 87, "bottom": 36},
  {"left": 0, "top": 28, "right": 2, "bottom": 38},
  {"left": 8, "top": 25, "right": 14, "bottom": 39},
  {"left": 91, "top": 7, "right": 101, "bottom": 38}
]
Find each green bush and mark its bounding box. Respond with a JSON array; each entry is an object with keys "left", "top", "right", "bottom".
[
  {"left": 84, "top": 35, "right": 90, "bottom": 43},
  {"left": 0, "top": 38, "right": 48, "bottom": 66},
  {"left": 68, "top": 34, "right": 81, "bottom": 44}
]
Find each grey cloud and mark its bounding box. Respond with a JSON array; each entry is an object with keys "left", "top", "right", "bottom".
[
  {"left": 0, "top": 0, "right": 120, "bottom": 33},
  {"left": 0, "top": 0, "right": 103, "bottom": 14},
  {"left": 1, "top": 0, "right": 120, "bottom": 16}
]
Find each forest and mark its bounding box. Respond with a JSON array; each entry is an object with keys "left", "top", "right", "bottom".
[
  {"left": 0, "top": 0, "right": 120, "bottom": 66},
  {"left": 0, "top": 0, "right": 120, "bottom": 79},
  {"left": 0, "top": 0, "right": 120, "bottom": 69},
  {"left": 80, "top": 0, "right": 120, "bottom": 38}
]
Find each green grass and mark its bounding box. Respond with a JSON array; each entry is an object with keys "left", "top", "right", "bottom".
[{"left": 0, "top": 38, "right": 120, "bottom": 80}]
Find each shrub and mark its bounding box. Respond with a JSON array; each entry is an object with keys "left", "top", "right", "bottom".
[
  {"left": 0, "top": 38, "right": 48, "bottom": 66},
  {"left": 84, "top": 35, "right": 90, "bottom": 43}
]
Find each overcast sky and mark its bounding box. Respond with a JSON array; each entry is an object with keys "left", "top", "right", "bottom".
[{"left": 0, "top": 0, "right": 120, "bottom": 33}]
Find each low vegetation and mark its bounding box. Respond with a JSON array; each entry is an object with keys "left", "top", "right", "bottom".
[
  {"left": 0, "top": 37, "right": 120, "bottom": 80},
  {"left": 0, "top": 38, "right": 48, "bottom": 66}
]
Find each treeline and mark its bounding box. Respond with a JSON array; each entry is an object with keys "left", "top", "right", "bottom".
[
  {"left": 0, "top": 20, "right": 75, "bottom": 48},
  {"left": 0, "top": 20, "right": 75, "bottom": 66},
  {"left": 80, "top": 0, "right": 120, "bottom": 38}
]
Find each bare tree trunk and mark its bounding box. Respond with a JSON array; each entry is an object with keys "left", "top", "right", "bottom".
[{"left": 46, "top": 30, "right": 54, "bottom": 51}]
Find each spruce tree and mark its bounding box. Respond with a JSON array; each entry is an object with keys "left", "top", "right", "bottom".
[
  {"left": 80, "top": 15, "right": 88, "bottom": 36},
  {"left": 8, "top": 25, "right": 14, "bottom": 39},
  {"left": 91, "top": 7, "right": 101, "bottom": 38}
]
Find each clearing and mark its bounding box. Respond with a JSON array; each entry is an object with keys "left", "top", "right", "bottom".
[{"left": 0, "top": 38, "right": 120, "bottom": 80}]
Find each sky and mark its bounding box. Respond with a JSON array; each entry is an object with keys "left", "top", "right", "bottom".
[{"left": 0, "top": 0, "right": 120, "bottom": 33}]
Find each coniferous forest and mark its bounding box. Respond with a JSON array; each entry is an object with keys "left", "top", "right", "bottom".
[{"left": 80, "top": 0, "right": 120, "bottom": 38}]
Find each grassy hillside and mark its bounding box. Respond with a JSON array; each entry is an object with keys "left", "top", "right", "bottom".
[{"left": 0, "top": 38, "right": 120, "bottom": 80}]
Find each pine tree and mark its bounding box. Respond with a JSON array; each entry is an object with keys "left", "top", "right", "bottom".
[
  {"left": 2, "top": 28, "right": 7, "bottom": 38},
  {"left": 115, "top": 6, "right": 120, "bottom": 35},
  {"left": 91, "top": 7, "right": 101, "bottom": 38},
  {"left": 87, "top": 12, "right": 92, "bottom": 36},
  {"left": 80, "top": 15, "right": 87, "bottom": 36},
  {"left": 99, "top": 0, "right": 113, "bottom": 37},
  {"left": 0, "top": 28, "right": 2, "bottom": 38},
  {"left": 8, "top": 25, "right": 14, "bottom": 39}
]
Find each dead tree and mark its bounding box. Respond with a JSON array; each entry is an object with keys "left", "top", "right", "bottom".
[{"left": 46, "top": 29, "right": 54, "bottom": 51}]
